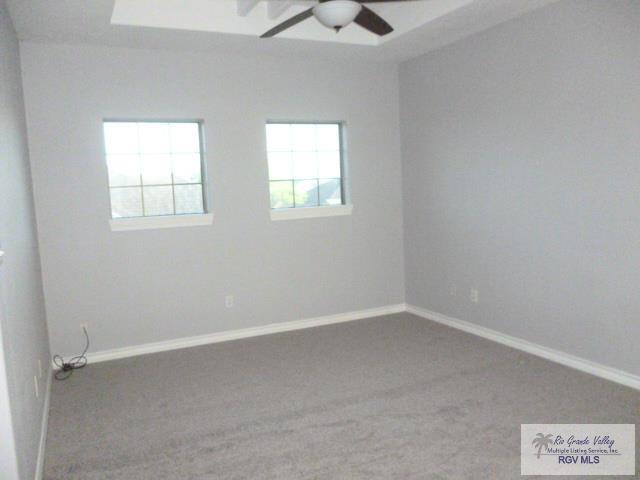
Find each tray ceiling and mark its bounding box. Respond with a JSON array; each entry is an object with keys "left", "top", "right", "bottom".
[
  {"left": 7, "top": 0, "right": 561, "bottom": 63},
  {"left": 111, "top": 0, "right": 474, "bottom": 46}
]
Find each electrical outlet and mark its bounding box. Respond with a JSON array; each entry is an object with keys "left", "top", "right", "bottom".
[
  {"left": 470, "top": 288, "right": 479, "bottom": 304},
  {"left": 80, "top": 323, "right": 88, "bottom": 334},
  {"left": 449, "top": 284, "right": 457, "bottom": 296},
  {"left": 225, "top": 295, "right": 234, "bottom": 308},
  {"left": 34, "top": 376, "right": 39, "bottom": 398}
]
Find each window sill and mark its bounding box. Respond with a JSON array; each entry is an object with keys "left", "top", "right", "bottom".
[
  {"left": 270, "top": 204, "right": 353, "bottom": 221},
  {"left": 110, "top": 213, "right": 214, "bottom": 232}
]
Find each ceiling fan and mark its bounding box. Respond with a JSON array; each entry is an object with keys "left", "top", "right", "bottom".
[{"left": 260, "top": 0, "right": 410, "bottom": 38}]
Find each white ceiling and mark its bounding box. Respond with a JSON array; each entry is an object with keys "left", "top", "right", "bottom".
[
  {"left": 7, "top": 0, "right": 560, "bottom": 63},
  {"left": 111, "top": 0, "right": 475, "bottom": 46}
]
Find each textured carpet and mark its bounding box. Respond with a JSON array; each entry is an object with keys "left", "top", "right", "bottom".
[{"left": 44, "top": 313, "right": 639, "bottom": 479}]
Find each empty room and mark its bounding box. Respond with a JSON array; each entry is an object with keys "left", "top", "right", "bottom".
[{"left": 1, "top": 0, "right": 638, "bottom": 478}]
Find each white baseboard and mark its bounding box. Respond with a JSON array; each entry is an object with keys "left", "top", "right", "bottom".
[
  {"left": 60, "top": 302, "right": 639, "bottom": 392},
  {"left": 34, "top": 367, "right": 52, "bottom": 480},
  {"left": 83, "top": 304, "right": 406, "bottom": 364},
  {"left": 406, "top": 304, "right": 640, "bottom": 391}
]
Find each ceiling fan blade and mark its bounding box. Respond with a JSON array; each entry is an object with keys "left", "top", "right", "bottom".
[
  {"left": 354, "top": 5, "right": 393, "bottom": 36},
  {"left": 260, "top": 8, "right": 314, "bottom": 38}
]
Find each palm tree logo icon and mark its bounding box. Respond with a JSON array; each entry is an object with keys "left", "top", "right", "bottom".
[{"left": 532, "top": 433, "right": 554, "bottom": 459}]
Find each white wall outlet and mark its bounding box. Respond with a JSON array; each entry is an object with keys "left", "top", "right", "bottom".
[
  {"left": 34, "top": 376, "right": 39, "bottom": 398},
  {"left": 449, "top": 284, "right": 457, "bottom": 296},
  {"left": 38, "top": 359, "right": 42, "bottom": 379},
  {"left": 470, "top": 288, "right": 479, "bottom": 303},
  {"left": 80, "top": 323, "right": 88, "bottom": 334},
  {"left": 225, "top": 295, "right": 234, "bottom": 308}
]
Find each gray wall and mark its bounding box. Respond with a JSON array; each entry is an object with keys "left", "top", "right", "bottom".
[
  {"left": 20, "top": 43, "right": 405, "bottom": 357},
  {"left": 400, "top": 0, "right": 640, "bottom": 377},
  {"left": 0, "top": 2, "right": 50, "bottom": 479}
]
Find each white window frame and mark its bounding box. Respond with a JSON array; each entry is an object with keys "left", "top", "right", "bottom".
[
  {"left": 103, "top": 119, "right": 213, "bottom": 232},
  {"left": 266, "top": 120, "right": 352, "bottom": 221},
  {"left": 269, "top": 204, "right": 353, "bottom": 221},
  {"left": 109, "top": 213, "right": 214, "bottom": 232}
]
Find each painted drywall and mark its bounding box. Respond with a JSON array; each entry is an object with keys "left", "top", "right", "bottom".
[
  {"left": 20, "top": 43, "right": 405, "bottom": 357},
  {"left": 0, "top": 2, "right": 50, "bottom": 479},
  {"left": 0, "top": 314, "right": 19, "bottom": 480},
  {"left": 400, "top": 0, "right": 640, "bottom": 377}
]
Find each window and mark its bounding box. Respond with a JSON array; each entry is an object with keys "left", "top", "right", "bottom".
[
  {"left": 103, "top": 121, "right": 206, "bottom": 220},
  {"left": 266, "top": 122, "right": 345, "bottom": 212}
]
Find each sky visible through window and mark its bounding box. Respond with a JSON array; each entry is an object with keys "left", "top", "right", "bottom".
[
  {"left": 103, "top": 121, "right": 205, "bottom": 218},
  {"left": 266, "top": 123, "right": 343, "bottom": 209}
]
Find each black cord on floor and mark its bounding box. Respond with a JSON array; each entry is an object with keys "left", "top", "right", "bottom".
[{"left": 53, "top": 326, "right": 89, "bottom": 380}]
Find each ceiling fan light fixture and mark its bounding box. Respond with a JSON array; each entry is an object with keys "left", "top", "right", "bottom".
[{"left": 312, "top": 0, "right": 362, "bottom": 32}]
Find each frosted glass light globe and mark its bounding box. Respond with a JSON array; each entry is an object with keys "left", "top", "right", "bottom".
[{"left": 313, "top": 1, "right": 362, "bottom": 31}]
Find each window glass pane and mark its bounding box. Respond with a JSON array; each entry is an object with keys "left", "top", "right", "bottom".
[
  {"left": 175, "top": 184, "right": 204, "bottom": 214},
  {"left": 319, "top": 178, "right": 342, "bottom": 206},
  {"left": 107, "top": 154, "right": 141, "bottom": 187},
  {"left": 172, "top": 154, "right": 202, "bottom": 184},
  {"left": 270, "top": 181, "right": 294, "bottom": 209},
  {"left": 143, "top": 186, "right": 174, "bottom": 216},
  {"left": 110, "top": 187, "right": 142, "bottom": 218},
  {"left": 268, "top": 152, "right": 293, "bottom": 181},
  {"left": 104, "top": 121, "right": 206, "bottom": 219},
  {"left": 104, "top": 122, "right": 139, "bottom": 154},
  {"left": 138, "top": 123, "right": 170, "bottom": 154},
  {"left": 266, "top": 122, "right": 343, "bottom": 211},
  {"left": 317, "top": 151, "right": 341, "bottom": 178},
  {"left": 316, "top": 124, "right": 340, "bottom": 151},
  {"left": 141, "top": 154, "right": 172, "bottom": 185},
  {"left": 170, "top": 123, "right": 200, "bottom": 153},
  {"left": 266, "top": 124, "right": 291, "bottom": 151},
  {"left": 292, "top": 152, "right": 317, "bottom": 179},
  {"left": 294, "top": 179, "right": 319, "bottom": 208},
  {"left": 291, "top": 124, "right": 316, "bottom": 151}
]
